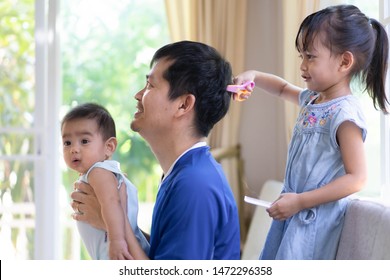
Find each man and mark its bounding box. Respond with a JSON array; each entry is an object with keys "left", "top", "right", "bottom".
[{"left": 71, "top": 41, "right": 240, "bottom": 260}]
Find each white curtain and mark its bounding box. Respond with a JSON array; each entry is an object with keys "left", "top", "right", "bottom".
[{"left": 282, "top": 0, "right": 320, "bottom": 144}]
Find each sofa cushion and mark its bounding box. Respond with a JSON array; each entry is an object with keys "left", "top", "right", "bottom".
[{"left": 336, "top": 199, "right": 390, "bottom": 260}]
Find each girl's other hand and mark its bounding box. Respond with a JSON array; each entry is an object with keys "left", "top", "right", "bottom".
[{"left": 266, "top": 193, "right": 303, "bottom": 220}]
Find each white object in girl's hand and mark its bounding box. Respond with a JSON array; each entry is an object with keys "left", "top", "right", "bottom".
[{"left": 244, "top": 196, "right": 272, "bottom": 208}]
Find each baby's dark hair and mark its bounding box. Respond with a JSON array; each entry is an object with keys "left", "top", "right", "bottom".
[
  {"left": 295, "top": 4, "right": 389, "bottom": 114},
  {"left": 61, "top": 103, "right": 116, "bottom": 140}
]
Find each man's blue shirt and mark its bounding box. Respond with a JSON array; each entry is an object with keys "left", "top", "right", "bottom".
[{"left": 148, "top": 146, "right": 240, "bottom": 260}]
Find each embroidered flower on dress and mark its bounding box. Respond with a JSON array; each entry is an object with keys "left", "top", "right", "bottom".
[
  {"left": 298, "top": 100, "right": 339, "bottom": 130},
  {"left": 319, "top": 119, "right": 327, "bottom": 126},
  {"left": 308, "top": 114, "right": 317, "bottom": 125}
]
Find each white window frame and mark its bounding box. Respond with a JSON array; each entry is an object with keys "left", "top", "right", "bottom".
[
  {"left": 336, "top": 0, "right": 390, "bottom": 204},
  {"left": 34, "top": 0, "right": 62, "bottom": 259},
  {"left": 380, "top": 0, "right": 390, "bottom": 203}
]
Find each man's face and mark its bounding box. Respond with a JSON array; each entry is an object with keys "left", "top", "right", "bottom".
[{"left": 131, "top": 58, "right": 178, "bottom": 140}]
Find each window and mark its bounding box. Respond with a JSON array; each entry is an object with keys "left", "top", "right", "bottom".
[
  {"left": 61, "top": 0, "right": 169, "bottom": 259},
  {"left": 0, "top": 0, "right": 169, "bottom": 259},
  {"left": 341, "top": 0, "right": 390, "bottom": 203},
  {"left": 0, "top": 0, "right": 37, "bottom": 260},
  {"left": 380, "top": 0, "right": 390, "bottom": 202}
]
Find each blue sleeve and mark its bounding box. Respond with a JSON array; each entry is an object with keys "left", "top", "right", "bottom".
[{"left": 330, "top": 98, "right": 367, "bottom": 149}]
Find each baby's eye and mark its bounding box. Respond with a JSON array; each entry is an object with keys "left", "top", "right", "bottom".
[
  {"left": 63, "top": 140, "right": 71, "bottom": 147},
  {"left": 81, "top": 139, "right": 89, "bottom": 144}
]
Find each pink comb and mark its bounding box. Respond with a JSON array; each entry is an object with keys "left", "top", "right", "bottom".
[{"left": 227, "top": 81, "right": 255, "bottom": 101}]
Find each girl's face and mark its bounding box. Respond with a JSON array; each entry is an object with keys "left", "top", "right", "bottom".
[
  {"left": 298, "top": 34, "right": 348, "bottom": 96},
  {"left": 62, "top": 118, "right": 109, "bottom": 174}
]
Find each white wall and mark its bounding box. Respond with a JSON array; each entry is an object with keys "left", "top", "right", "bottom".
[{"left": 238, "top": 0, "right": 288, "bottom": 221}]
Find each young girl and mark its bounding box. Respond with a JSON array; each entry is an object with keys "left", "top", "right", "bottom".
[
  {"left": 61, "top": 103, "right": 149, "bottom": 259},
  {"left": 235, "top": 4, "right": 389, "bottom": 259}
]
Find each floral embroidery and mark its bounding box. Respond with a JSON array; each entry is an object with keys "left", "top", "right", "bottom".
[
  {"left": 319, "top": 119, "right": 327, "bottom": 126},
  {"left": 297, "top": 95, "right": 339, "bottom": 130},
  {"left": 308, "top": 114, "right": 317, "bottom": 125}
]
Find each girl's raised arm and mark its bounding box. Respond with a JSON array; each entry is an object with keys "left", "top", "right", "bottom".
[{"left": 234, "top": 70, "right": 302, "bottom": 105}]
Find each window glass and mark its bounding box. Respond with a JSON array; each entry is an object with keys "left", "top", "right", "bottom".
[
  {"left": 0, "top": 0, "right": 36, "bottom": 259},
  {"left": 1, "top": 0, "right": 169, "bottom": 260},
  {"left": 61, "top": 0, "right": 170, "bottom": 258},
  {"left": 61, "top": 0, "right": 169, "bottom": 201},
  {"left": 345, "top": 0, "right": 384, "bottom": 199}
]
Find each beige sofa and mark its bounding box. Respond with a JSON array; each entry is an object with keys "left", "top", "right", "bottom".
[
  {"left": 336, "top": 199, "right": 390, "bottom": 259},
  {"left": 242, "top": 180, "right": 390, "bottom": 260}
]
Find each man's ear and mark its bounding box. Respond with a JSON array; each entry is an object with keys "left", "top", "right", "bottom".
[
  {"left": 176, "top": 94, "right": 196, "bottom": 116},
  {"left": 105, "top": 137, "right": 117, "bottom": 157},
  {"left": 340, "top": 51, "right": 354, "bottom": 72}
]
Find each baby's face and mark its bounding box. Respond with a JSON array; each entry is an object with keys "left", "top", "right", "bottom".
[{"left": 61, "top": 118, "right": 107, "bottom": 174}]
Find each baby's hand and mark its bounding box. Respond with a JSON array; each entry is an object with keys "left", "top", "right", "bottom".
[
  {"left": 109, "top": 239, "right": 133, "bottom": 260},
  {"left": 266, "top": 193, "right": 302, "bottom": 220}
]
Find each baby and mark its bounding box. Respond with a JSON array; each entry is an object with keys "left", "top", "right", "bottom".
[{"left": 61, "top": 102, "right": 149, "bottom": 259}]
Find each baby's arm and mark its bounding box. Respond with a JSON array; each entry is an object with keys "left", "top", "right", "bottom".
[
  {"left": 123, "top": 214, "right": 149, "bottom": 259},
  {"left": 268, "top": 121, "right": 367, "bottom": 220},
  {"left": 234, "top": 70, "right": 302, "bottom": 104},
  {"left": 118, "top": 180, "right": 149, "bottom": 259},
  {"left": 88, "top": 168, "right": 133, "bottom": 260}
]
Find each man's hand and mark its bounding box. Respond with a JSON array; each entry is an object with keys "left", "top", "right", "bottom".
[{"left": 70, "top": 180, "right": 106, "bottom": 230}]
